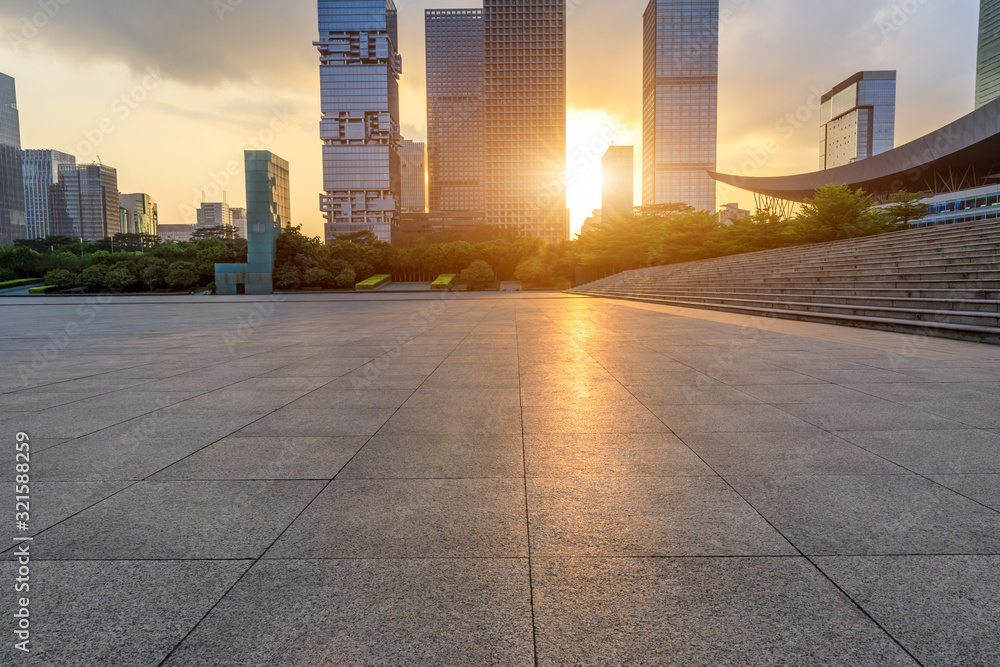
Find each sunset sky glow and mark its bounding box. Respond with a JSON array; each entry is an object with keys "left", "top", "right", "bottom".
[{"left": 0, "top": 0, "right": 980, "bottom": 239}]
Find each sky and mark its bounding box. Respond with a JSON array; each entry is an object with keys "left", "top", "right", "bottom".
[{"left": 0, "top": 0, "right": 982, "bottom": 240}]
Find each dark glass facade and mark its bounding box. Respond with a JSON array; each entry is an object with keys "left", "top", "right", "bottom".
[
  {"left": 52, "top": 164, "right": 120, "bottom": 241},
  {"left": 978, "top": 0, "right": 1000, "bottom": 109},
  {"left": 483, "top": 0, "right": 567, "bottom": 243},
  {"left": 819, "top": 71, "right": 896, "bottom": 170},
  {"left": 0, "top": 72, "right": 25, "bottom": 246},
  {"left": 401, "top": 139, "right": 427, "bottom": 212},
  {"left": 317, "top": 0, "right": 402, "bottom": 243},
  {"left": 426, "top": 8, "right": 485, "bottom": 214},
  {"left": 642, "top": 0, "right": 718, "bottom": 213},
  {"left": 602, "top": 146, "right": 635, "bottom": 222},
  {"left": 22, "top": 150, "right": 76, "bottom": 240}
]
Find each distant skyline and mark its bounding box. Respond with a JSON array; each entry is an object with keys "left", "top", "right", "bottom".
[{"left": 0, "top": 0, "right": 981, "bottom": 239}]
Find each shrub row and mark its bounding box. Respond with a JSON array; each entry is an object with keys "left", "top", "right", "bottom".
[
  {"left": 356, "top": 275, "right": 391, "bottom": 290},
  {"left": 431, "top": 274, "right": 456, "bottom": 290}
]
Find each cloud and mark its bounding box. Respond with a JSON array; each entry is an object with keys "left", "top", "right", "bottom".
[{"left": 1, "top": 0, "right": 317, "bottom": 88}]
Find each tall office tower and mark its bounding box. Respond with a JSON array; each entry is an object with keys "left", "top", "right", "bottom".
[
  {"left": 216, "top": 151, "right": 290, "bottom": 295},
  {"left": 317, "top": 0, "right": 402, "bottom": 243},
  {"left": 978, "top": 0, "right": 1000, "bottom": 108},
  {"left": 602, "top": 146, "right": 635, "bottom": 221},
  {"left": 426, "top": 8, "right": 485, "bottom": 213},
  {"left": 52, "top": 164, "right": 120, "bottom": 240},
  {"left": 22, "top": 150, "right": 76, "bottom": 239},
  {"left": 642, "top": 0, "right": 718, "bottom": 212},
  {"left": 819, "top": 71, "right": 896, "bottom": 170},
  {"left": 401, "top": 139, "right": 427, "bottom": 212},
  {"left": 0, "top": 72, "right": 26, "bottom": 246},
  {"left": 230, "top": 207, "right": 248, "bottom": 239},
  {"left": 196, "top": 202, "right": 232, "bottom": 230},
  {"left": 483, "top": 0, "right": 567, "bottom": 243},
  {"left": 119, "top": 193, "right": 158, "bottom": 236}
]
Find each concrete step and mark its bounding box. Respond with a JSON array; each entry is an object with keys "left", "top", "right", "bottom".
[
  {"left": 630, "top": 286, "right": 1000, "bottom": 300},
  {"left": 576, "top": 292, "right": 1000, "bottom": 344},
  {"left": 586, "top": 291, "right": 1000, "bottom": 327},
  {"left": 613, "top": 289, "right": 1000, "bottom": 313}
]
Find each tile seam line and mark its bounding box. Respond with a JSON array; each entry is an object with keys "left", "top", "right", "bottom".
[
  {"left": 515, "top": 301, "right": 541, "bottom": 667},
  {"left": 540, "top": 301, "right": 925, "bottom": 666},
  {"left": 151, "top": 315, "right": 448, "bottom": 666}
]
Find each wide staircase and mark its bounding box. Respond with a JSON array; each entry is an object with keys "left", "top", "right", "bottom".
[{"left": 574, "top": 219, "right": 1000, "bottom": 344}]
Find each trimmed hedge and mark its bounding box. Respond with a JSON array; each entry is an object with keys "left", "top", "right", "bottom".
[
  {"left": 28, "top": 285, "right": 60, "bottom": 294},
  {"left": 432, "top": 274, "right": 457, "bottom": 290},
  {"left": 0, "top": 278, "right": 43, "bottom": 290},
  {"left": 356, "top": 275, "right": 391, "bottom": 290}
]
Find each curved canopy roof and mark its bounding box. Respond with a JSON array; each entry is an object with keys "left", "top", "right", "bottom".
[{"left": 710, "top": 97, "right": 1000, "bottom": 202}]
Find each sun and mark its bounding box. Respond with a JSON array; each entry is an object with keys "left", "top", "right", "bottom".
[{"left": 565, "top": 108, "right": 640, "bottom": 237}]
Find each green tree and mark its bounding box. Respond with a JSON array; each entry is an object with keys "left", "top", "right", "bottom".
[
  {"left": 165, "top": 262, "right": 199, "bottom": 290},
  {"left": 44, "top": 269, "right": 78, "bottom": 290},
  {"left": 461, "top": 260, "right": 496, "bottom": 291},
  {"left": 335, "top": 267, "right": 357, "bottom": 289},
  {"left": 514, "top": 257, "right": 552, "bottom": 288},
  {"left": 884, "top": 190, "right": 934, "bottom": 226},
  {"left": 788, "top": 184, "right": 899, "bottom": 243},
  {"left": 192, "top": 225, "right": 238, "bottom": 240},
  {"left": 304, "top": 267, "right": 336, "bottom": 288},
  {"left": 79, "top": 265, "right": 109, "bottom": 289},
  {"left": 140, "top": 263, "right": 168, "bottom": 291},
  {"left": 352, "top": 261, "right": 375, "bottom": 282},
  {"left": 104, "top": 267, "right": 137, "bottom": 291},
  {"left": 713, "top": 211, "right": 791, "bottom": 254},
  {"left": 273, "top": 265, "right": 301, "bottom": 290}
]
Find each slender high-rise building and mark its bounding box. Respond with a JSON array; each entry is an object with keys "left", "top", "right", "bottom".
[
  {"left": 483, "top": 0, "right": 567, "bottom": 243},
  {"left": 642, "top": 0, "right": 718, "bottom": 212},
  {"left": 819, "top": 71, "right": 896, "bottom": 170},
  {"left": 426, "top": 8, "right": 485, "bottom": 213},
  {"left": 978, "top": 0, "right": 1000, "bottom": 109},
  {"left": 0, "top": 72, "right": 26, "bottom": 246},
  {"left": 316, "top": 0, "right": 402, "bottom": 243},
  {"left": 602, "top": 146, "right": 635, "bottom": 222},
  {"left": 22, "top": 150, "right": 75, "bottom": 240},
  {"left": 216, "top": 151, "right": 290, "bottom": 295},
  {"left": 401, "top": 139, "right": 427, "bottom": 212},
  {"left": 52, "top": 164, "right": 119, "bottom": 240}
]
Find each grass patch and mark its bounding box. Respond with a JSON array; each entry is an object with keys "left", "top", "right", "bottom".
[
  {"left": 355, "top": 275, "right": 391, "bottom": 290},
  {"left": 0, "top": 278, "right": 43, "bottom": 290},
  {"left": 28, "top": 285, "right": 60, "bottom": 294}
]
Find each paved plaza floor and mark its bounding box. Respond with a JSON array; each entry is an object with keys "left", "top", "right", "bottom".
[{"left": 1, "top": 293, "right": 999, "bottom": 665}]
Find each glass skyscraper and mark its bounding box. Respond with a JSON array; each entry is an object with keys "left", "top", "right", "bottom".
[
  {"left": 119, "top": 193, "right": 158, "bottom": 236},
  {"left": 52, "top": 164, "right": 120, "bottom": 241},
  {"left": 642, "top": 0, "right": 718, "bottom": 213},
  {"left": 316, "top": 0, "right": 402, "bottom": 243},
  {"left": 978, "top": 0, "right": 1000, "bottom": 109},
  {"left": 483, "top": 0, "right": 567, "bottom": 243},
  {"left": 602, "top": 146, "right": 635, "bottom": 222},
  {"left": 819, "top": 71, "right": 896, "bottom": 170},
  {"left": 216, "top": 151, "right": 290, "bottom": 295},
  {"left": 401, "top": 139, "right": 427, "bottom": 212},
  {"left": 0, "top": 72, "right": 26, "bottom": 246},
  {"left": 426, "top": 8, "right": 485, "bottom": 214},
  {"left": 22, "top": 150, "right": 76, "bottom": 240}
]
